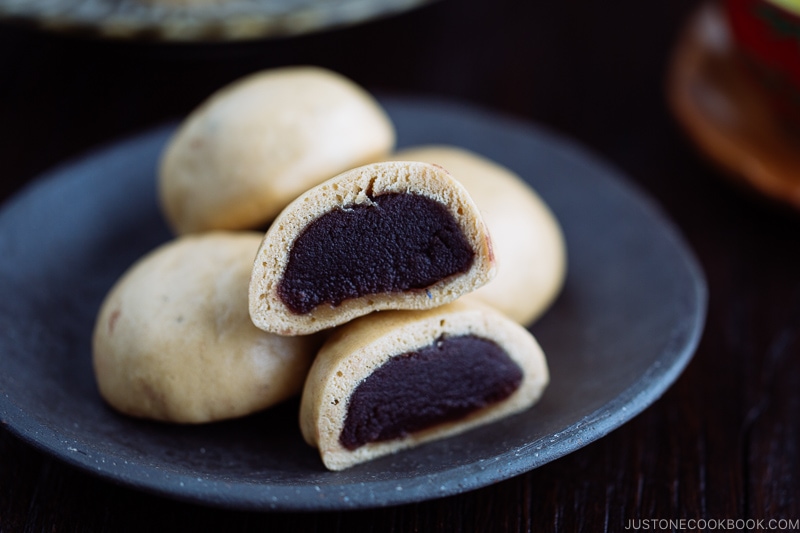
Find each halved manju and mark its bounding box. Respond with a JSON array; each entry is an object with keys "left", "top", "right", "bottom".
[
  {"left": 249, "top": 161, "right": 496, "bottom": 335},
  {"left": 299, "top": 301, "right": 550, "bottom": 471}
]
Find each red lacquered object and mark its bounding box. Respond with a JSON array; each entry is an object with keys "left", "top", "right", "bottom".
[
  {"left": 668, "top": 2, "right": 800, "bottom": 211},
  {"left": 723, "top": 0, "right": 800, "bottom": 124}
]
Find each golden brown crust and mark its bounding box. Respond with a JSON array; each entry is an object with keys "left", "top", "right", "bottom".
[
  {"left": 92, "top": 232, "right": 319, "bottom": 424},
  {"left": 391, "top": 145, "right": 566, "bottom": 326},
  {"left": 299, "top": 300, "right": 550, "bottom": 471},
  {"left": 248, "top": 160, "right": 496, "bottom": 336},
  {"left": 158, "top": 66, "right": 395, "bottom": 235}
]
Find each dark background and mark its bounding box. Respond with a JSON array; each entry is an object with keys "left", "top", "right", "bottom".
[{"left": 2, "top": 0, "right": 799, "bottom": 530}]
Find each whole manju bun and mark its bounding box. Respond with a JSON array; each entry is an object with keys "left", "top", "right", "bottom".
[
  {"left": 92, "top": 232, "right": 319, "bottom": 424},
  {"left": 158, "top": 66, "right": 395, "bottom": 234}
]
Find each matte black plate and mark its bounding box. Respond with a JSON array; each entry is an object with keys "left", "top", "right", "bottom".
[{"left": 0, "top": 97, "right": 706, "bottom": 511}]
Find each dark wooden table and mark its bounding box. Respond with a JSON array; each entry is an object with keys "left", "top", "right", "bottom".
[{"left": 2, "top": 0, "right": 799, "bottom": 530}]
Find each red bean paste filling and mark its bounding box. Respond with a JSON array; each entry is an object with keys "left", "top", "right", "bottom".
[
  {"left": 277, "top": 192, "right": 475, "bottom": 314},
  {"left": 339, "top": 335, "right": 523, "bottom": 450}
]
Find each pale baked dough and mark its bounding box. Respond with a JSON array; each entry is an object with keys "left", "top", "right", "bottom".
[
  {"left": 299, "top": 300, "right": 550, "bottom": 471},
  {"left": 92, "top": 232, "right": 319, "bottom": 424},
  {"left": 392, "top": 145, "right": 566, "bottom": 326},
  {"left": 158, "top": 66, "right": 395, "bottom": 234},
  {"left": 248, "top": 161, "right": 496, "bottom": 336}
]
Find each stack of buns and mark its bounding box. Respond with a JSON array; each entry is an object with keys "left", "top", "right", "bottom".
[{"left": 92, "top": 66, "right": 565, "bottom": 470}]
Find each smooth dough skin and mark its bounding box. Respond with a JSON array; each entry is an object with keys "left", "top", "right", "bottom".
[
  {"left": 92, "top": 232, "right": 319, "bottom": 424},
  {"left": 248, "top": 161, "right": 497, "bottom": 336},
  {"left": 299, "top": 300, "right": 550, "bottom": 471},
  {"left": 391, "top": 146, "right": 567, "bottom": 326},
  {"left": 158, "top": 66, "right": 395, "bottom": 235}
]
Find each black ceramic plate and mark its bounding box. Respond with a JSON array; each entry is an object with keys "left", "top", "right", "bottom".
[{"left": 0, "top": 97, "right": 706, "bottom": 511}]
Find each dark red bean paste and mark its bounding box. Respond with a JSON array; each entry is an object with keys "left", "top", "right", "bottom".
[
  {"left": 277, "top": 192, "right": 475, "bottom": 314},
  {"left": 339, "top": 335, "right": 523, "bottom": 450}
]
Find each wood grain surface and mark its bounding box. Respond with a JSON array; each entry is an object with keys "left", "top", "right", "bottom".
[{"left": 2, "top": 0, "right": 799, "bottom": 530}]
